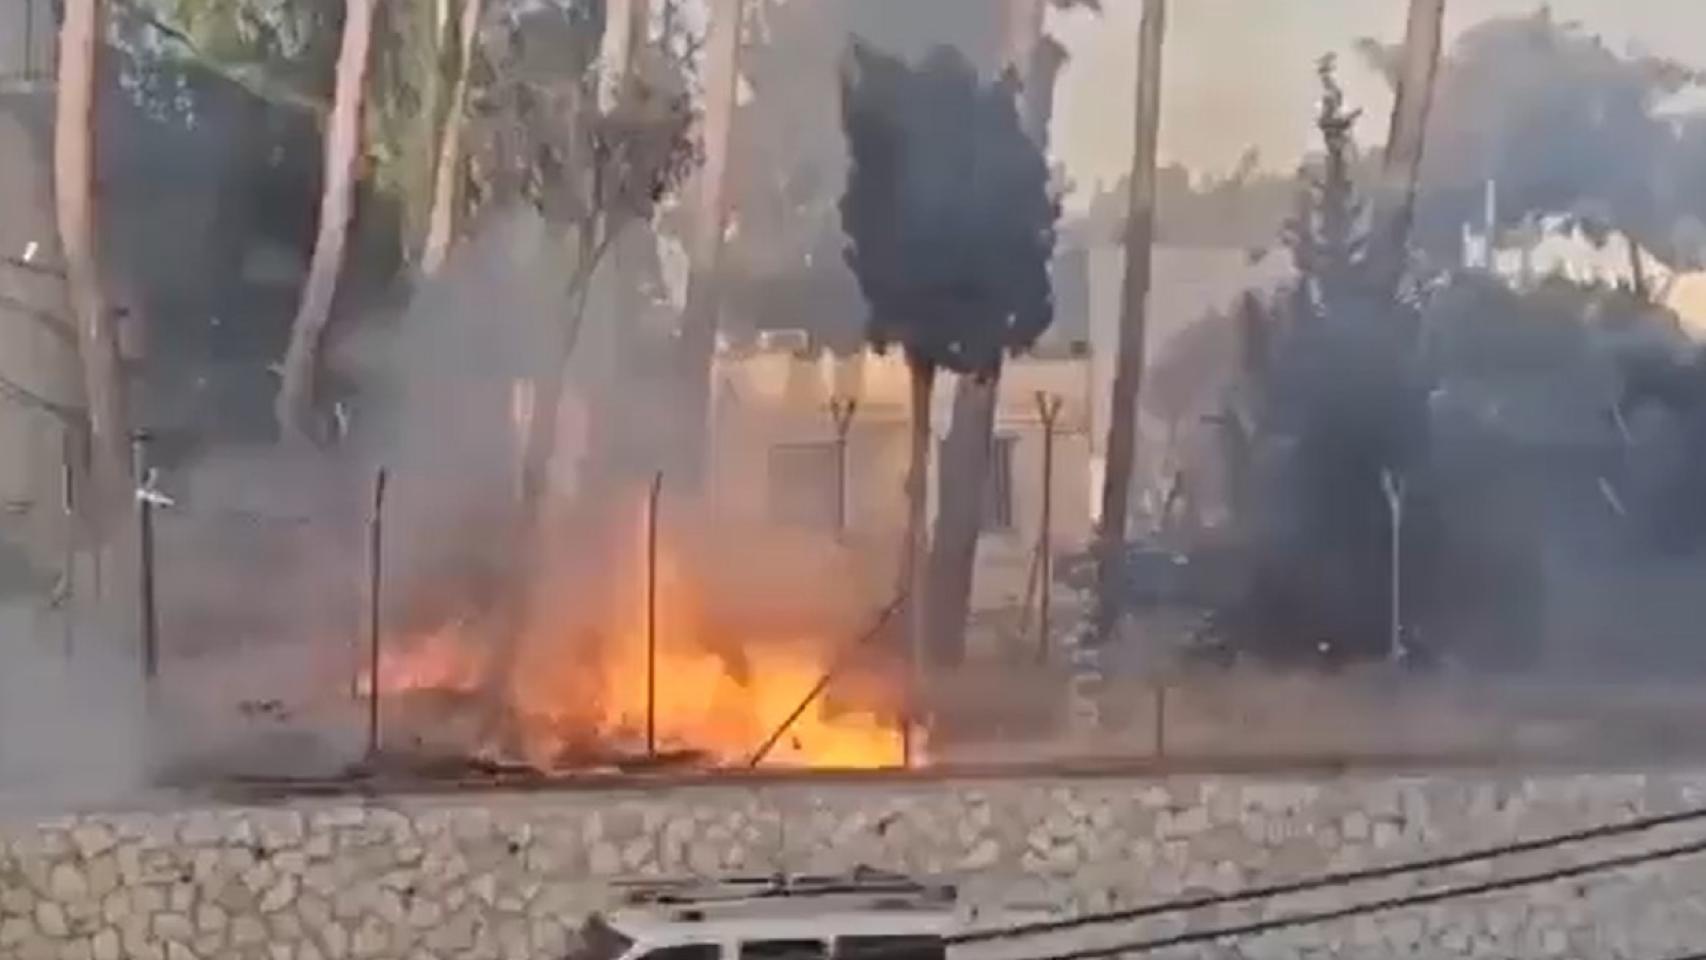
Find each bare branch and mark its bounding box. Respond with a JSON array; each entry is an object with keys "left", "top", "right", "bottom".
[
  {"left": 132, "top": 9, "right": 331, "bottom": 119},
  {"left": 0, "top": 293, "right": 76, "bottom": 348},
  {"left": 0, "top": 371, "right": 86, "bottom": 428},
  {"left": 2, "top": 255, "right": 63, "bottom": 279}
]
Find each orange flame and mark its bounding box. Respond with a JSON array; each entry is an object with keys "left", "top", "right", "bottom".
[{"left": 366, "top": 511, "right": 903, "bottom": 770}]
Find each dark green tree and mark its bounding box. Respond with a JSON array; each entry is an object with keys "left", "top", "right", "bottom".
[
  {"left": 1229, "top": 56, "right": 1430, "bottom": 662},
  {"left": 838, "top": 43, "right": 1057, "bottom": 667}
]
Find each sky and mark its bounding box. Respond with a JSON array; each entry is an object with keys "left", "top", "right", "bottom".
[{"left": 1051, "top": 0, "right": 1706, "bottom": 202}]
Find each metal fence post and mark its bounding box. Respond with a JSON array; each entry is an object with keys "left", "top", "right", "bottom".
[
  {"left": 131, "top": 433, "right": 157, "bottom": 683},
  {"left": 829, "top": 397, "right": 857, "bottom": 539},
  {"left": 366, "top": 468, "right": 388, "bottom": 761},
  {"left": 646, "top": 471, "right": 662, "bottom": 758},
  {"left": 1034, "top": 391, "right": 1062, "bottom": 663}
]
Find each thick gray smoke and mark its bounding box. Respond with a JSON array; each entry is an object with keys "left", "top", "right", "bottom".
[
  {"left": 1359, "top": 10, "right": 1706, "bottom": 263},
  {"left": 0, "top": 603, "right": 153, "bottom": 813}
]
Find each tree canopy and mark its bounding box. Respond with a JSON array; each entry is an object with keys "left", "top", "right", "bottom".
[
  {"left": 1358, "top": 8, "right": 1706, "bottom": 262},
  {"left": 838, "top": 43, "right": 1057, "bottom": 377}
]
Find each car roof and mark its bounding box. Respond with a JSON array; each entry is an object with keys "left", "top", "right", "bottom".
[{"left": 606, "top": 905, "right": 958, "bottom": 948}]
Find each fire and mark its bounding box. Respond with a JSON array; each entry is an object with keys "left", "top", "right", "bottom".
[
  {"left": 364, "top": 624, "right": 484, "bottom": 695},
  {"left": 366, "top": 512, "right": 904, "bottom": 771}
]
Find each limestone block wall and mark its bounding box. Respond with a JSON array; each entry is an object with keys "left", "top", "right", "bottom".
[{"left": 3, "top": 770, "right": 1706, "bottom": 960}]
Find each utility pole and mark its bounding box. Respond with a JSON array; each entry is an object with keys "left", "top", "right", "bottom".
[
  {"left": 23, "top": 0, "right": 34, "bottom": 77},
  {"left": 1094, "top": 0, "right": 1167, "bottom": 644},
  {"left": 600, "top": 0, "right": 650, "bottom": 111},
  {"left": 1372, "top": 0, "right": 1445, "bottom": 295}
]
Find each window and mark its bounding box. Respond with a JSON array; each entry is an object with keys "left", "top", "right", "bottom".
[
  {"left": 634, "top": 946, "right": 720, "bottom": 960},
  {"left": 564, "top": 917, "right": 636, "bottom": 960},
  {"left": 768, "top": 442, "right": 841, "bottom": 529},
  {"left": 835, "top": 936, "right": 945, "bottom": 960},
  {"left": 741, "top": 940, "right": 827, "bottom": 960}
]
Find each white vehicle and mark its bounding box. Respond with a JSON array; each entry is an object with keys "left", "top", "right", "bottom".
[{"left": 567, "top": 869, "right": 1048, "bottom": 960}]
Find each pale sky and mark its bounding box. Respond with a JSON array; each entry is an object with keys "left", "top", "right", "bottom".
[{"left": 1051, "top": 0, "right": 1706, "bottom": 202}]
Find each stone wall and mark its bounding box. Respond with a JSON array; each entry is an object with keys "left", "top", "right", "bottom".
[{"left": 4, "top": 769, "right": 1706, "bottom": 960}]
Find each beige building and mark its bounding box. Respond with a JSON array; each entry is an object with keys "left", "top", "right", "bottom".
[
  {"left": 698, "top": 239, "right": 1295, "bottom": 641},
  {"left": 0, "top": 77, "right": 77, "bottom": 579},
  {"left": 707, "top": 334, "right": 1095, "bottom": 622}
]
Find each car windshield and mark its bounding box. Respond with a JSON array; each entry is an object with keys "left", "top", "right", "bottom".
[{"left": 566, "top": 915, "right": 636, "bottom": 960}]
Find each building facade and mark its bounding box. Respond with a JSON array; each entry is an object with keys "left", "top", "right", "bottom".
[{"left": 707, "top": 337, "right": 1094, "bottom": 643}]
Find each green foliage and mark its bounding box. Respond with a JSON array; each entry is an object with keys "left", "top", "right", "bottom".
[
  {"left": 116, "top": 0, "right": 339, "bottom": 118},
  {"left": 721, "top": 0, "right": 862, "bottom": 352},
  {"left": 1216, "top": 58, "right": 1432, "bottom": 662},
  {"left": 120, "top": 0, "right": 459, "bottom": 261},
  {"left": 1252, "top": 57, "right": 1425, "bottom": 453},
  {"left": 366, "top": 0, "right": 463, "bottom": 263},
  {"left": 1284, "top": 56, "right": 1367, "bottom": 309},
  {"left": 1213, "top": 53, "right": 1706, "bottom": 665},
  {"left": 464, "top": 2, "right": 697, "bottom": 240},
  {"left": 1359, "top": 7, "right": 1706, "bottom": 260},
  {"left": 838, "top": 43, "right": 1058, "bottom": 378}
]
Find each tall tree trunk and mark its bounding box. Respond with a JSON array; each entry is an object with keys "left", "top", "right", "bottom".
[
  {"left": 900, "top": 357, "right": 936, "bottom": 735},
  {"left": 1371, "top": 0, "right": 1444, "bottom": 295},
  {"left": 599, "top": 0, "right": 650, "bottom": 111},
  {"left": 516, "top": 228, "right": 605, "bottom": 525},
  {"left": 420, "top": 0, "right": 483, "bottom": 276},
  {"left": 924, "top": 372, "right": 997, "bottom": 667},
  {"left": 479, "top": 2, "right": 653, "bottom": 743},
  {"left": 1093, "top": 0, "right": 1166, "bottom": 643},
  {"left": 479, "top": 224, "right": 615, "bottom": 745},
  {"left": 1005, "top": 0, "right": 1051, "bottom": 142},
  {"left": 923, "top": 0, "right": 1052, "bottom": 667},
  {"left": 275, "top": 0, "right": 378, "bottom": 443},
  {"left": 54, "top": 0, "right": 130, "bottom": 538},
  {"left": 589, "top": 0, "right": 651, "bottom": 486},
  {"left": 0, "top": 92, "right": 83, "bottom": 581},
  {"left": 674, "top": 0, "right": 744, "bottom": 488}
]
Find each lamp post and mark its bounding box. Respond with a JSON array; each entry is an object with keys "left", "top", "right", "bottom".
[{"left": 1380, "top": 468, "right": 1406, "bottom": 662}]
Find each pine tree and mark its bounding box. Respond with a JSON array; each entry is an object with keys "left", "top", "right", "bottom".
[{"left": 1230, "top": 56, "right": 1430, "bottom": 662}]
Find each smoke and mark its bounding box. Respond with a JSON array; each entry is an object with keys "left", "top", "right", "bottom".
[
  {"left": 840, "top": 0, "right": 1010, "bottom": 71},
  {"left": 1369, "top": 10, "right": 1706, "bottom": 262},
  {"left": 0, "top": 602, "right": 154, "bottom": 811},
  {"left": 330, "top": 200, "right": 896, "bottom": 763}
]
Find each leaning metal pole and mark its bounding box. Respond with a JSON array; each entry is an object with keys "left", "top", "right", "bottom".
[
  {"left": 646, "top": 471, "right": 663, "bottom": 757},
  {"left": 747, "top": 596, "right": 905, "bottom": 768}
]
